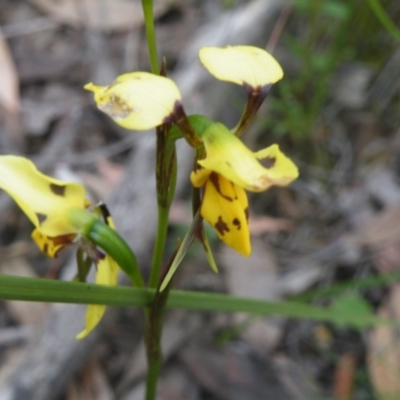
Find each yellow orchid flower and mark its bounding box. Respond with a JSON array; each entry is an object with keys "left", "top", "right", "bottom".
[
  {"left": 199, "top": 45, "right": 284, "bottom": 137},
  {"left": 85, "top": 72, "right": 181, "bottom": 130},
  {"left": 0, "top": 155, "right": 120, "bottom": 338},
  {"left": 199, "top": 45, "right": 283, "bottom": 89},
  {"left": 191, "top": 122, "right": 298, "bottom": 256}
]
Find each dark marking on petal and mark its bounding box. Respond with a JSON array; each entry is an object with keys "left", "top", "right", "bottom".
[
  {"left": 260, "top": 156, "right": 276, "bottom": 169},
  {"left": 99, "top": 97, "right": 131, "bottom": 119},
  {"left": 36, "top": 213, "right": 47, "bottom": 225},
  {"left": 233, "top": 218, "right": 241, "bottom": 230},
  {"left": 53, "top": 234, "right": 76, "bottom": 246},
  {"left": 97, "top": 202, "right": 112, "bottom": 225},
  {"left": 92, "top": 248, "right": 106, "bottom": 264},
  {"left": 50, "top": 183, "right": 66, "bottom": 196},
  {"left": 215, "top": 216, "right": 229, "bottom": 236},
  {"left": 43, "top": 243, "right": 49, "bottom": 254},
  {"left": 243, "top": 83, "right": 271, "bottom": 97},
  {"left": 210, "top": 173, "right": 233, "bottom": 201},
  {"left": 244, "top": 207, "right": 249, "bottom": 222},
  {"left": 164, "top": 100, "right": 183, "bottom": 124}
]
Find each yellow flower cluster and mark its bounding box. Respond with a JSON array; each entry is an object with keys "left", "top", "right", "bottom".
[
  {"left": 0, "top": 46, "right": 298, "bottom": 338},
  {"left": 86, "top": 45, "right": 298, "bottom": 256}
]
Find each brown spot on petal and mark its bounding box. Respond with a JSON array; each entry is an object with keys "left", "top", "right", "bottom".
[
  {"left": 215, "top": 216, "right": 229, "bottom": 236},
  {"left": 99, "top": 96, "right": 131, "bottom": 119},
  {"left": 50, "top": 183, "right": 66, "bottom": 196},
  {"left": 210, "top": 173, "right": 233, "bottom": 201},
  {"left": 97, "top": 203, "right": 112, "bottom": 225},
  {"left": 36, "top": 213, "right": 47, "bottom": 225},
  {"left": 244, "top": 207, "right": 249, "bottom": 222},
  {"left": 53, "top": 234, "right": 76, "bottom": 247},
  {"left": 260, "top": 157, "right": 276, "bottom": 169},
  {"left": 233, "top": 218, "right": 241, "bottom": 230}
]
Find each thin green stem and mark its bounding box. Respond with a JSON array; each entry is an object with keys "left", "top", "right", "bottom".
[
  {"left": 0, "top": 274, "right": 394, "bottom": 328},
  {"left": 142, "top": 0, "right": 159, "bottom": 74},
  {"left": 144, "top": 280, "right": 170, "bottom": 400},
  {"left": 145, "top": 307, "right": 163, "bottom": 400},
  {"left": 367, "top": 0, "right": 400, "bottom": 43},
  {"left": 148, "top": 205, "right": 170, "bottom": 288},
  {"left": 145, "top": 354, "right": 161, "bottom": 400}
]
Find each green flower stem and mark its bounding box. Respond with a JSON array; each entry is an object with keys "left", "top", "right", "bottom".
[
  {"left": 148, "top": 205, "right": 170, "bottom": 289},
  {"left": 0, "top": 274, "right": 394, "bottom": 328},
  {"left": 145, "top": 91, "right": 178, "bottom": 399},
  {"left": 367, "top": 0, "right": 400, "bottom": 43},
  {"left": 144, "top": 282, "right": 170, "bottom": 400},
  {"left": 149, "top": 128, "right": 177, "bottom": 289},
  {"left": 141, "top": 1, "right": 170, "bottom": 397},
  {"left": 142, "top": 0, "right": 159, "bottom": 74}
]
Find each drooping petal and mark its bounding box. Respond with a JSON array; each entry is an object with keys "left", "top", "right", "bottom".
[
  {"left": 85, "top": 72, "right": 181, "bottom": 130},
  {"left": 197, "top": 122, "right": 298, "bottom": 192},
  {"left": 201, "top": 173, "right": 250, "bottom": 256},
  {"left": 75, "top": 254, "right": 119, "bottom": 339},
  {"left": 0, "top": 156, "right": 87, "bottom": 237},
  {"left": 199, "top": 46, "right": 283, "bottom": 88}
]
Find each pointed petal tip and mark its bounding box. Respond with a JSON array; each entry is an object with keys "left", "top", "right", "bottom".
[{"left": 84, "top": 82, "right": 96, "bottom": 92}]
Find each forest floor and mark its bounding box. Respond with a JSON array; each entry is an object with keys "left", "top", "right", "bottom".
[{"left": 0, "top": 1, "right": 400, "bottom": 399}]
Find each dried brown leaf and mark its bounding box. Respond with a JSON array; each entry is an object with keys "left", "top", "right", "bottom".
[
  {"left": 356, "top": 204, "right": 400, "bottom": 248},
  {"left": 249, "top": 215, "right": 294, "bottom": 236},
  {"left": 0, "top": 29, "right": 20, "bottom": 114},
  {"left": 29, "top": 0, "right": 167, "bottom": 31},
  {"left": 333, "top": 353, "right": 357, "bottom": 400},
  {"left": 367, "top": 285, "right": 400, "bottom": 400}
]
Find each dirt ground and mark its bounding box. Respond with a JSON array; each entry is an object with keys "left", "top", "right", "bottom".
[{"left": 1, "top": 0, "right": 400, "bottom": 399}]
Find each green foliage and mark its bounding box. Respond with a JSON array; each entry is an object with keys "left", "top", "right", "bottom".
[
  {"left": 264, "top": 0, "right": 396, "bottom": 159},
  {"left": 329, "top": 293, "right": 374, "bottom": 328}
]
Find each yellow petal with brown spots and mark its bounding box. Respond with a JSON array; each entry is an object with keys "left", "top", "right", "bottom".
[
  {"left": 0, "top": 156, "right": 87, "bottom": 237},
  {"left": 201, "top": 173, "right": 250, "bottom": 256},
  {"left": 31, "top": 229, "right": 76, "bottom": 258},
  {"left": 198, "top": 122, "right": 298, "bottom": 192}
]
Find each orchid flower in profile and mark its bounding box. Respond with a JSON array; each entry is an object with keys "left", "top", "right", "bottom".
[
  {"left": 0, "top": 156, "right": 140, "bottom": 338},
  {"left": 189, "top": 46, "right": 297, "bottom": 256},
  {"left": 191, "top": 122, "right": 298, "bottom": 256}
]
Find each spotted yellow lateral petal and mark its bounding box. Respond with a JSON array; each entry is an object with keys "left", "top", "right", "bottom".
[
  {"left": 76, "top": 255, "right": 119, "bottom": 339},
  {"left": 198, "top": 122, "right": 298, "bottom": 192},
  {"left": 0, "top": 156, "right": 87, "bottom": 237},
  {"left": 201, "top": 173, "right": 250, "bottom": 256},
  {"left": 85, "top": 72, "right": 181, "bottom": 130},
  {"left": 31, "top": 229, "right": 76, "bottom": 258},
  {"left": 199, "top": 46, "right": 283, "bottom": 88}
]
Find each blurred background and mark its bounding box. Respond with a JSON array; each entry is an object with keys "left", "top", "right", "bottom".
[{"left": 0, "top": 0, "right": 400, "bottom": 399}]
